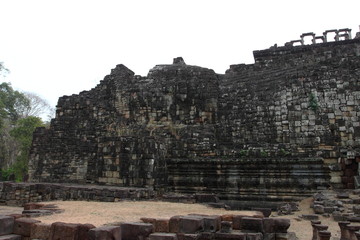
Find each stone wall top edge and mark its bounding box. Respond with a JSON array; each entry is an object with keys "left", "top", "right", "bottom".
[
  {"left": 1, "top": 181, "right": 153, "bottom": 190},
  {"left": 166, "top": 157, "right": 324, "bottom": 163},
  {"left": 253, "top": 38, "right": 360, "bottom": 59}
]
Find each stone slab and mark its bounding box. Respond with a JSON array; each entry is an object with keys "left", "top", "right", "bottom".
[
  {"left": 120, "top": 222, "right": 153, "bottom": 240},
  {"left": 13, "top": 218, "right": 41, "bottom": 237},
  {"left": 0, "top": 216, "right": 14, "bottom": 236},
  {"left": 88, "top": 226, "right": 121, "bottom": 240}
]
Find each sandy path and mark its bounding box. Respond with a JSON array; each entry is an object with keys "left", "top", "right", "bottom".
[
  {"left": 0, "top": 205, "right": 22, "bottom": 215},
  {"left": 280, "top": 197, "right": 341, "bottom": 240},
  {"left": 0, "top": 198, "right": 342, "bottom": 239},
  {"left": 35, "top": 200, "right": 257, "bottom": 227}
]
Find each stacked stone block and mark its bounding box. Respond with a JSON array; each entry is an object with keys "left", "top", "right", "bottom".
[
  {"left": 0, "top": 182, "right": 155, "bottom": 206},
  {"left": 0, "top": 212, "right": 295, "bottom": 240},
  {"left": 28, "top": 32, "right": 360, "bottom": 201}
]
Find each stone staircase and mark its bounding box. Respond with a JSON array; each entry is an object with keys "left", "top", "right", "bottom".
[{"left": 167, "top": 157, "right": 331, "bottom": 209}]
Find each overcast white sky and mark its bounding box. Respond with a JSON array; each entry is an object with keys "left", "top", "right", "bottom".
[{"left": 0, "top": 0, "right": 359, "bottom": 108}]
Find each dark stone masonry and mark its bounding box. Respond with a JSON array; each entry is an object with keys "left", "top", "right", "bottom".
[{"left": 28, "top": 28, "right": 360, "bottom": 204}]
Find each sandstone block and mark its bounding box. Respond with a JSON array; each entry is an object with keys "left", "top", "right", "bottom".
[
  {"left": 263, "top": 218, "right": 274, "bottom": 233},
  {"left": 0, "top": 235, "right": 21, "bottom": 240},
  {"left": 176, "top": 233, "right": 199, "bottom": 240},
  {"left": 13, "top": 218, "right": 41, "bottom": 237},
  {"left": 313, "top": 205, "right": 325, "bottom": 214},
  {"left": 240, "top": 217, "right": 264, "bottom": 233},
  {"left": 120, "top": 222, "right": 153, "bottom": 240},
  {"left": 214, "top": 232, "right": 246, "bottom": 240},
  {"left": 198, "top": 232, "right": 214, "bottom": 240},
  {"left": 247, "top": 233, "right": 263, "bottom": 240},
  {"left": 232, "top": 215, "right": 248, "bottom": 230},
  {"left": 221, "top": 214, "right": 234, "bottom": 222},
  {"left": 252, "top": 208, "right": 271, "bottom": 217},
  {"left": 263, "top": 233, "right": 275, "bottom": 240},
  {"left": 5, "top": 214, "right": 24, "bottom": 220},
  {"left": 195, "top": 194, "right": 219, "bottom": 203},
  {"left": 0, "top": 216, "right": 14, "bottom": 236},
  {"left": 88, "top": 226, "right": 121, "bottom": 240},
  {"left": 353, "top": 206, "right": 360, "bottom": 215},
  {"left": 275, "top": 232, "right": 297, "bottom": 240},
  {"left": 155, "top": 219, "right": 170, "bottom": 232},
  {"left": 49, "top": 222, "right": 95, "bottom": 240},
  {"left": 30, "top": 223, "right": 51, "bottom": 240},
  {"left": 149, "top": 233, "right": 178, "bottom": 240},
  {"left": 203, "top": 216, "right": 221, "bottom": 232},
  {"left": 179, "top": 216, "right": 204, "bottom": 234},
  {"left": 273, "top": 218, "right": 290, "bottom": 233},
  {"left": 141, "top": 217, "right": 156, "bottom": 225},
  {"left": 301, "top": 214, "right": 319, "bottom": 220},
  {"left": 23, "top": 202, "right": 45, "bottom": 210},
  {"left": 220, "top": 221, "right": 232, "bottom": 233},
  {"left": 169, "top": 216, "right": 182, "bottom": 233}
]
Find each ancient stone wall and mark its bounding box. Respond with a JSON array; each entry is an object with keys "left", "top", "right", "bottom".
[
  {"left": 0, "top": 182, "right": 155, "bottom": 206},
  {"left": 28, "top": 30, "right": 360, "bottom": 200}
]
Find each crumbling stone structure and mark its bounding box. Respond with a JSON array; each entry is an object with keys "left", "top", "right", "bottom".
[{"left": 29, "top": 28, "right": 360, "bottom": 205}]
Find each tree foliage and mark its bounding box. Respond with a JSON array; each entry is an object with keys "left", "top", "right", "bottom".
[
  {"left": 0, "top": 66, "right": 50, "bottom": 181},
  {"left": 22, "top": 92, "right": 53, "bottom": 119},
  {"left": 0, "top": 82, "right": 30, "bottom": 126},
  {"left": 7, "top": 116, "right": 44, "bottom": 181},
  {"left": 0, "top": 62, "right": 9, "bottom": 77}
]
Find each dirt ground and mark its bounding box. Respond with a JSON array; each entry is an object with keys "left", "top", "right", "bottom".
[{"left": 0, "top": 198, "right": 341, "bottom": 240}]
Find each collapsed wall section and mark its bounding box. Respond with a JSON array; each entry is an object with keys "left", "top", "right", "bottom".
[{"left": 29, "top": 60, "right": 220, "bottom": 189}]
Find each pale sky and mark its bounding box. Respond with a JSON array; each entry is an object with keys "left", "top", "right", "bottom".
[{"left": 0, "top": 0, "right": 359, "bottom": 108}]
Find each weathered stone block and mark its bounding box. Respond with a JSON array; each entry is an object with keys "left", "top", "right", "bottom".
[
  {"left": 155, "top": 219, "right": 170, "bottom": 233},
  {"left": 301, "top": 215, "right": 319, "bottom": 221},
  {"left": 88, "top": 226, "right": 121, "bottom": 240},
  {"left": 141, "top": 217, "right": 156, "bottom": 226},
  {"left": 240, "top": 217, "right": 264, "bottom": 233},
  {"left": 149, "top": 233, "right": 178, "bottom": 240},
  {"left": 120, "top": 222, "right": 153, "bottom": 240},
  {"left": 263, "top": 218, "right": 274, "bottom": 233},
  {"left": 30, "top": 223, "right": 51, "bottom": 240},
  {"left": 195, "top": 194, "right": 219, "bottom": 203},
  {"left": 13, "top": 218, "right": 41, "bottom": 237},
  {"left": 252, "top": 208, "right": 271, "bottom": 217},
  {"left": 247, "top": 233, "right": 263, "bottom": 240},
  {"left": 169, "top": 216, "right": 182, "bottom": 233},
  {"left": 313, "top": 205, "right": 325, "bottom": 214},
  {"left": 263, "top": 233, "right": 275, "bottom": 240},
  {"left": 176, "top": 233, "right": 199, "bottom": 240},
  {"left": 49, "top": 222, "right": 95, "bottom": 240},
  {"left": 232, "top": 215, "right": 247, "bottom": 230},
  {"left": 273, "top": 219, "right": 290, "bottom": 233},
  {"left": 221, "top": 215, "right": 234, "bottom": 222},
  {"left": 0, "top": 216, "right": 14, "bottom": 236},
  {"left": 203, "top": 216, "right": 221, "bottom": 232},
  {"left": 353, "top": 206, "right": 360, "bottom": 215},
  {"left": 0, "top": 235, "right": 21, "bottom": 240},
  {"left": 220, "top": 221, "right": 232, "bottom": 233},
  {"left": 323, "top": 207, "right": 336, "bottom": 214},
  {"left": 23, "top": 202, "right": 45, "bottom": 210},
  {"left": 214, "top": 232, "right": 246, "bottom": 240},
  {"left": 179, "top": 216, "right": 204, "bottom": 234},
  {"left": 275, "top": 232, "right": 297, "bottom": 240}
]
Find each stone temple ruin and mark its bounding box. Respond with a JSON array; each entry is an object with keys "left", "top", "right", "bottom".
[{"left": 28, "top": 28, "right": 360, "bottom": 207}]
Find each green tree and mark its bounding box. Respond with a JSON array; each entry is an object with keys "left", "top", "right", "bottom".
[
  {"left": 8, "top": 116, "right": 44, "bottom": 181},
  {"left": 0, "top": 63, "right": 49, "bottom": 181},
  {"left": 0, "top": 82, "right": 30, "bottom": 126}
]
